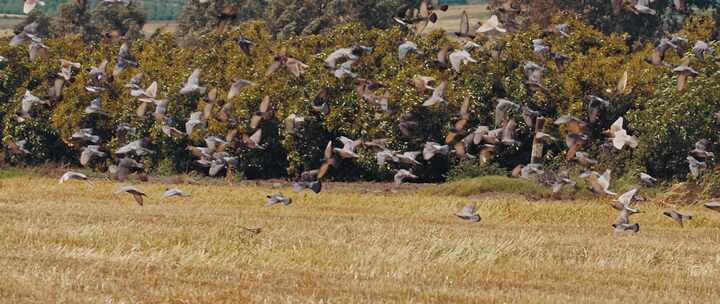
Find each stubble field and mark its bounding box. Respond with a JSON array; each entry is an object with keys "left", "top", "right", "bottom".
[{"left": 0, "top": 172, "right": 719, "bottom": 303}]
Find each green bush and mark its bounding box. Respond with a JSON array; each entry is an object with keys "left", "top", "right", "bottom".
[{"left": 0, "top": 13, "right": 717, "bottom": 183}]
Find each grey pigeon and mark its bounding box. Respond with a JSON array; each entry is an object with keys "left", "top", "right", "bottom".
[
  {"left": 663, "top": 209, "right": 693, "bottom": 227},
  {"left": 455, "top": 203, "right": 481, "bottom": 222},
  {"left": 180, "top": 69, "right": 206, "bottom": 95},
  {"left": 115, "top": 186, "right": 146, "bottom": 206},
  {"left": 162, "top": 188, "right": 190, "bottom": 199},
  {"left": 265, "top": 193, "right": 292, "bottom": 207}
]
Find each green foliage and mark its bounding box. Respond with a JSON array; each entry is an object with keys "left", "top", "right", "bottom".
[
  {"left": 446, "top": 161, "right": 508, "bottom": 181},
  {"left": 0, "top": 13, "right": 717, "bottom": 183},
  {"left": 490, "top": 0, "right": 720, "bottom": 40},
  {"left": 50, "top": 1, "right": 146, "bottom": 41},
  {"left": 89, "top": 1, "right": 147, "bottom": 41},
  {"left": 176, "top": 0, "right": 267, "bottom": 36}
]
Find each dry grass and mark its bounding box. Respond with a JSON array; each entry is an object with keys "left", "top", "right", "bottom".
[{"left": 0, "top": 173, "right": 719, "bottom": 303}]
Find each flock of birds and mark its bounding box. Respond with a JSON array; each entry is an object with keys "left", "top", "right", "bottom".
[{"left": 8, "top": 0, "right": 720, "bottom": 232}]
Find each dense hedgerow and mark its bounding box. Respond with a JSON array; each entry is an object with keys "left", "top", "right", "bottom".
[{"left": 0, "top": 14, "right": 717, "bottom": 182}]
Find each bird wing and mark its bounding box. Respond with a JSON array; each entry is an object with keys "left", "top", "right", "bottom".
[
  {"left": 266, "top": 60, "right": 282, "bottom": 77},
  {"left": 132, "top": 193, "right": 144, "bottom": 206},
  {"left": 323, "top": 141, "right": 333, "bottom": 159},
  {"left": 249, "top": 129, "right": 262, "bottom": 145},
  {"left": 459, "top": 10, "right": 469, "bottom": 35}
]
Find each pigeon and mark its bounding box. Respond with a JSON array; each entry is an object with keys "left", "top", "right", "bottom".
[
  {"left": 673, "top": 64, "right": 699, "bottom": 92},
  {"left": 333, "top": 136, "right": 362, "bottom": 159},
  {"left": 704, "top": 202, "right": 720, "bottom": 212},
  {"left": 110, "top": 158, "right": 145, "bottom": 182},
  {"left": 554, "top": 23, "right": 570, "bottom": 37},
  {"left": 615, "top": 70, "right": 629, "bottom": 95},
  {"left": 422, "top": 81, "right": 447, "bottom": 107},
  {"left": 24, "top": 0, "right": 45, "bottom": 14},
  {"left": 266, "top": 47, "right": 308, "bottom": 78},
  {"left": 663, "top": 210, "right": 693, "bottom": 227},
  {"left": 692, "top": 41, "right": 713, "bottom": 62},
  {"left": 394, "top": 169, "right": 418, "bottom": 185},
  {"left": 501, "top": 119, "right": 519, "bottom": 146},
  {"left": 311, "top": 88, "right": 331, "bottom": 115},
  {"left": 242, "top": 129, "right": 264, "bottom": 150},
  {"left": 80, "top": 145, "right": 106, "bottom": 166},
  {"left": 71, "top": 128, "right": 100, "bottom": 144},
  {"left": 227, "top": 79, "right": 253, "bottom": 100},
  {"left": 495, "top": 99, "right": 519, "bottom": 128},
  {"left": 6, "top": 139, "right": 30, "bottom": 155},
  {"left": 393, "top": 0, "right": 440, "bottom": 35},
  {"left": 690, "top": 139, "right": 714, "bottom": 160},
  {"left": 605, "top": 117, "right": 638, "bottom": 150},
  {"left": 455, "top": 203, "right": 481, "bottom": 222},
  {"left": 84, "top": 97, "right": 108, "bottom": 115},
  {"left": 648, "top": 38, "right": 678, "bottom": 65},
  {"left": 611, "top": 188, "right": 640, "bottom": 213},
  {"left": 411, "top": 75, "right": 436, "bottom": 92},
  {"left": 449, "top": 50, "right": 477, "bottom": 73},
  {"left": 316, "top": 141, "right": 338, "bottom": 179},
  {"left": 446, "top": 96, "right": 471, "bottom": 143},
  {"left": 423, "top": 142, "right": 450, "bottom": 160},
  {"left": 86, "top": 60, "right": 109, "bottom": 92},
  {"left": 640, "top": 173, "right": 657, "bottom": 186},
  {"left": 58, "top": 59, "right": 81, "bottom": 80},
  {"left": 180, "top": 69, "right": 206, "bottom": 95},
  {"left": 208, "top": 155, "right": 238, "bottom": 177},
  {"left": 627, "top": 0, "right": 656, "bottom": 15},
  {"left": 398, "top": 113, "right": 419, "bottom": 137},
  {"left": 454, "top": 10, "right": 474, "bottom": 39},
  {"left": 58, "top": 171, "right": 90, "bottom": 184},
  {"left": 9, "top": 22, "right": 38, "bottom": 47},
  {"left": 395, "top": 151, "right": 422, "bottom": 166},
  {"left": 325, "top": 46, "right": 366, "bottom": 69},
  {"left": 113, "top": 42, "right": 138, "bottom": 76},
  {"left": 132, "top": 81, "right": 159, "bottom": 102},
  {"left": 398, "top": 40, "right": 422, "bottom": 61},
  {"left": 283, "top": 114, "right": 305, "bottom": 134},
  {"left": 250, "top": 96, "right": 273, "bottom": 129},
  {"left": 333, "top": 60, "right": 358, "bottom": 79},
  {"left": 376, "top": 149, "right": 398, "bottom": 166},
  {"left": 293, "top": 180, "right": 322, "bottom": 194},
  {"left": 476, "top": 15, "right": 506, "bottom": 34},
  {"left": 265, "top": 193, "right": 292, "bottom": 207},
  {"left": 574, "top": 152, "right": 598, "bottom": 168},
  {"left": 125, "top": 72, "right": 144, "bottom": 90},
  {"left": 581, "top": 170, "right": 616, "bottom": 196},
  {"left": 532, "top": 39, "right": 550, "bottom": 55},
  {"left": 185, "top": 112, "right": 204, "bottom": 136},
  {"left": 564, "top": 133, "right": 588, "bottom": 160},
  {"left": 687, "top": 156, "right": 707, "bottom": 179},
  {"left": 236, "top": 36, "right": 254, "bottom": 55},
  {"left": 612, "top": 223, "right": 640, "bottom": 233},
  {"left": 555, "top": 115, "right": 588, "bottom": 135},
  {"left": 115, "top": 139, "right": 154, "bottom": 156},
  {"left": 115, "top": 186, "right": 146, "bottom": 206},
  {"left": 520, "top": 163, "right": 545, "bottom": 179},
  {"left": 584, "top": 95, "right": 609, "bottom": 123},
  {"left": 18, "top": 90, "right": 49, "bottom": 119}
]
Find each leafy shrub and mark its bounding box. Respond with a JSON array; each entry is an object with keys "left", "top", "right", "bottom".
[
  {"left": 446, "top": 161, "right": 508, "bottom": 181},
  {"left": 0, "top": 13, "right": 716, "bottom": 184},
  {"left": 425, "top": 176, "right": 550, "bottom": 199}
]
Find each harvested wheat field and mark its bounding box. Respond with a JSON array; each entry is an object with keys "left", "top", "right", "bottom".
[{"left": 0, "top": 173, "right": 718, "bottom": 303}]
